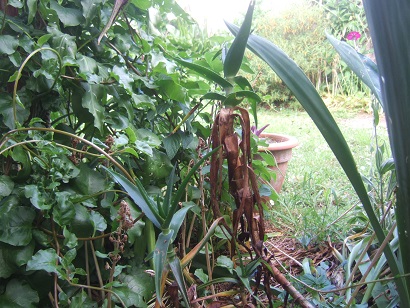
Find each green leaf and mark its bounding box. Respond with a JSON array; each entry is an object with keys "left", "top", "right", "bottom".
[
  {"left": 81, "top": 84, "right": 105, "bottom": 132},
  {"left": 163, "top": 133, "right": 181, "bottom": 160},
  {"left": 0, "top": 35, "right": 19, "bottom": 55},
  {"left": 363, "top": 1, "right": 410, "bottom": 302},
  {"left": 168, "top": 204, "right": 194, "bottom": 241},
  {"left": 169, "top": 255, "right": 190, "bottom": 306},
  {"left": 63, "top": 227, "right": 78, "bottom": 249},
  {"left": 118, "top": 267, "right": 154, "bottom": 306},
  {"left": 90, "top": 210, "right": 107, "bottom": 235},
  {"left": 81, "top": 0, "right": 102, "bottom": 24},
  {"left": 27, "top": 248, "right": 59, "bottom": 274},
  {"left": 173, "top": 57, "right": 232, "bottom": 89},
  {"left": 326, "top": 33, "right": 383, "bottom": 105},
  {"left": 157, "top": 79, "right": 186, "bottom": 101},
  {"left": 8, "top": 0, "right": 23, "bottom": 8},
  {"left": 73, "top": 164, "right": 106, "bottom": 196},
  {"left": 103, "top": 168, "right": 163, "bottom": 229},
  {"left": 153, "top": 230, "right": 173, "bottom": 305},
  {"left": 53, "top": 191, "right": 75, "bottom": 226},
  {"left": 0, "top": 279, "right": 39, "bottom": 308},
  {"left": 223, "top": 0, "right": 254, "bottom": 79},
  {"left": 111, "top": 65, "right": 135, "bottom": 95},
  {"left": 0, "top": 96, "right": 29, "bottom": 130},
  {"left": 76, "top": 54, "right": 98, "bottom": 74},
  {"left": 194, "top": 268, "right": 208, "bottom": 283},
  {"left": 27, "top": 0, "right": 37, "bottom": 24},
  {"left": 0, "top": 176, "right": 14, "bottom": 197},
  {"left": 24, "top": 185, "right": 51, "bottom": 210},
  {"left": 200, "top": 92, "right": 226, "bottom": 102},
  {"left": 130, "top": 0, "right": 151, "bottom": 10},
  {"left": 135, "top": 128, "right": 161, "bottom": 146},
  {"left": 0, "top": 241, "right": 34, "bottom": 278},
  {"left": 223, "top": 90, "right": 261, "bottom": 107},
  {"left": 50, "top": 0, "right": 84, "bottom": 27},
  {"left": 216, "top": 255, "right": 234, "bottom": 273},
  {"left": 48, "top": 25, "right": 77, "bottom": 58},
  {"left": 69, "top": 291, "right": 96, "bottom": 307},
  {"left": 0, "top": 204, "right": 35, "bottom": 246}
]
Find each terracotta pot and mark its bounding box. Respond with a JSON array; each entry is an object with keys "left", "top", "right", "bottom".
[{"left": 256, "top": 133, "right": 298, "bottom": 193}]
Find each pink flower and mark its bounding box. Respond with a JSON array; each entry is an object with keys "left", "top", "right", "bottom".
[{"left": 346, "top": 31, "right": 361, "bottom": 41}]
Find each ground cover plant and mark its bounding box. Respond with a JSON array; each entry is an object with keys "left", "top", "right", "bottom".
[{"left": 1, "top": 0, "right": 409, "bottom": 306}]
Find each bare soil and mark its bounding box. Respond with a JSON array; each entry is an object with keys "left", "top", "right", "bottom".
[{"left": 339, "top": 112, "right": 387, "bottom": 129}]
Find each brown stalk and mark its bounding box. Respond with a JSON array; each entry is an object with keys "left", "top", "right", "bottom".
[{"left": 210, "top": 106, "right": 313, "bottom": 307}]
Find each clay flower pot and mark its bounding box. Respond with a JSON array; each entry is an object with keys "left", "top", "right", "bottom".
[{"left": 257, "top": 133, "right": 298, "bottom": 193}]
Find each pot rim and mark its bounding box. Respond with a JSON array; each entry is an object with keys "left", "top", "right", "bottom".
[{"left": 258, "top": 133, "right": 299, "bottom": 151}]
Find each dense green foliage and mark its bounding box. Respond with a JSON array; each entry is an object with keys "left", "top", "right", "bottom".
[
  {"left": 0, "top": 0, "right": 233, "bottom": 306},
  {"left": 248, "top": 0, "right": 371, "bottom": 108}
]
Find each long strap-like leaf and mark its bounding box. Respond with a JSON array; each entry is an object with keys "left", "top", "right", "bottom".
[{"left": 363, "top": 0, "right": 410, "bottom": 305}]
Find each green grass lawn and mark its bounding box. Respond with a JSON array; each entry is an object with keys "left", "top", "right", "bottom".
[{"left": 256, "top": 106, "right": 390, "bottom": 245}]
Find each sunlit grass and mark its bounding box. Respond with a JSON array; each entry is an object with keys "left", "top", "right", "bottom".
[{"left": 256, "top": 106, "right": 389, "bottom": 244}]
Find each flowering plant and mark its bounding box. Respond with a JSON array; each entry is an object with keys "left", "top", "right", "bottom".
[{"left": 346, "top": 31, "right": 361, "bottom": 41}]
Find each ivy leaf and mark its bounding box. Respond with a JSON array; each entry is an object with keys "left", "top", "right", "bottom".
[
  {"left": 90, "top": 210, "right": 107, "bottom": 235},
  {"left": 0, "top": 205, "right": 35, "bottom": 246},
  {"left": 111, "top": 65, "right": 135, "bottom": 94},
  {"left": 157, "top": 79, "right": 186, "bottom": 101},
  {"left": 63, "top": 227, "right": 78, "bottom": 249},
  {"left": 0, "top": 279, "right": 39, "bottom": 308},
  {"left": 0, "top": 35, "right": 19, "bottom": 55},
  {"left": 135, "top": 129, "right": 161, "bottom": 147},
  {"left": 48, "top": 25, "right": 77, "bottom": 58},
  {"left": 130, "top": 0, "right": 151, "bottom": 10},
  {"left": 216, "top": 255, "right": 234, "bottom": 274},
  {"left": 72, "top": 164, "right": 107, "bottom": 195},
  {"left": 0, "top": 175, "right": 14, "bottom": 197},
  {"left": 76, "top": 54, "right": 98, "bottom": 75},
  {"left": 81, "top": 0, "right": 102, "bottom": 24},
  {"left": 53, "top": 191, "right": 75, "bottom": 226},
  {"left": 0, "top": 241, "right": 35, "bottom": 274},
  {"left": 8, "top": 0, "right": 23, "bottom": 8},
  {"left": 27, "top": 0, "right": 37, "bottom": 24},
  {"left": 24, "top": 185, "right": 52, "bottom": 210},
  {"left": 0, "top": 96, "right": 29, "bottom": 129},
  {"left": 26, "top": 248, "right": 59, "bottom": 274},
  {"left": 163, "top": 133, "right": 181, "bottom": 160},
  {"left": 194, "top": 268, "right": 208, "bottom": 283},
  {"left": 81, "top": 84, "right": 105, "bottom": 132},
  {"left": 50, "top": 0, "right": 84, "bottom": 27}
]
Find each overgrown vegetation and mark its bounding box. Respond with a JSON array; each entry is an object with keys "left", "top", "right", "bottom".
[
  {"left": 247, "top": 0, "right": 372, "bottom": 108},
  {"left": 1, "top": 0, "right": 409, "bottom": 307}
]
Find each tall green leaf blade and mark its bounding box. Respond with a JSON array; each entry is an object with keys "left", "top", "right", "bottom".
[
  {"left": 223, "top": 0, "right": 255, "bottom": 79},
  {"left": 363, "top": 0, "right": 410, "bottom": 304},
  {"left": 173, "top": 57, "right": 232, "bottom": 89},
  {"left": 180, "top": 217, "right": 223, "bottom": 268},
  {"left": 326, "top": 33, "right": 383, "bottom": 105},
  {"left": 226, "top": 21, "right": 404, "bottom": 294},
  {"left": 168, "top": 256, "right": 189, "bottom": 307},
  {"left": 153, "top": 230, "right": 173, "bottom": 305},
  {"left": 168, "top": 204, "right": 194, "bottom": 242},
  {"left": 162, "top": 165, "right": 177, "bottom": 219},
  {"left": 103, "top": 168, "right": 163, "bottom": 229}
]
